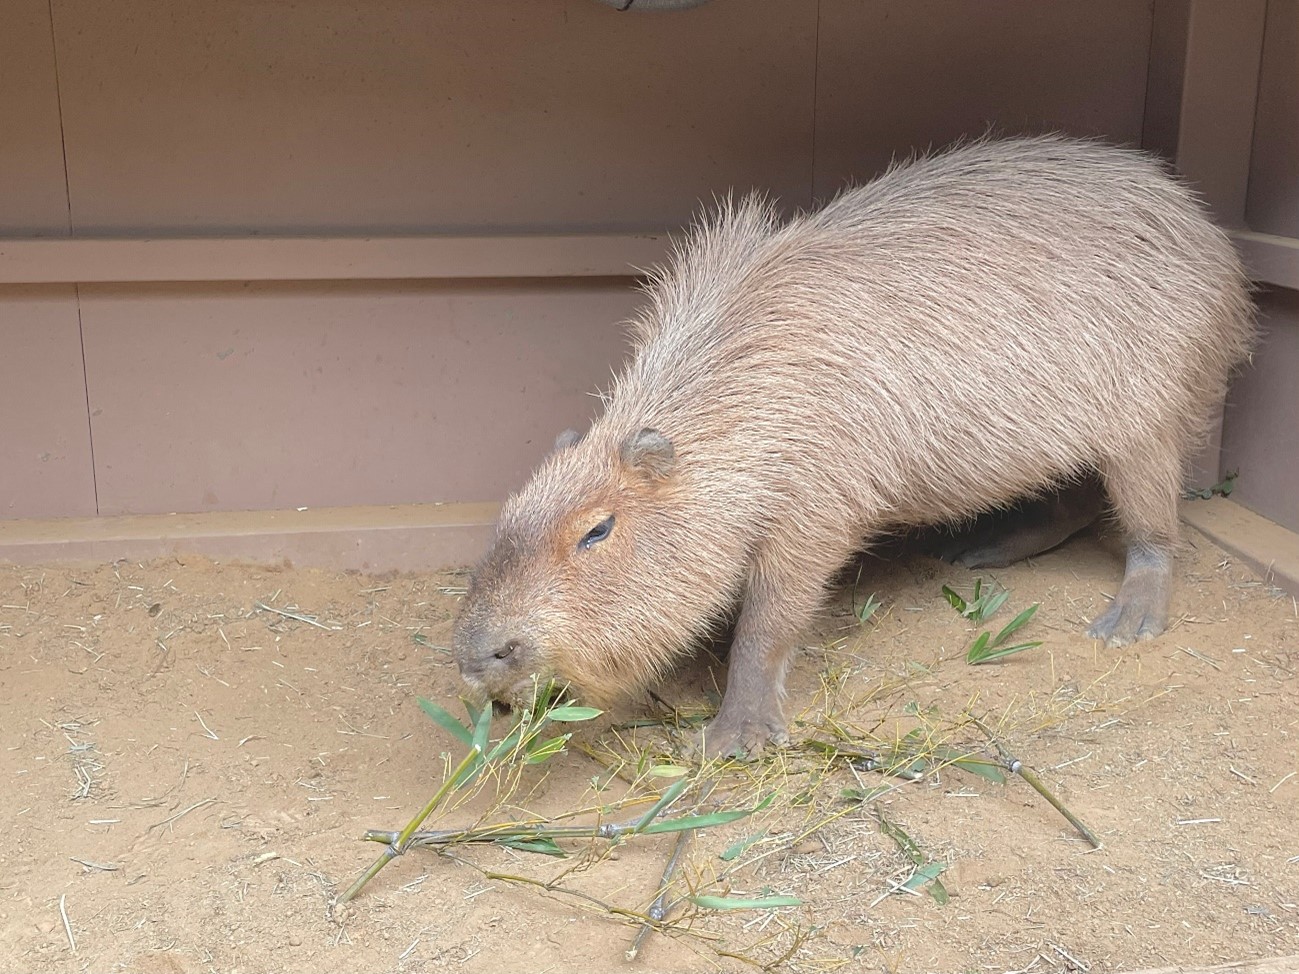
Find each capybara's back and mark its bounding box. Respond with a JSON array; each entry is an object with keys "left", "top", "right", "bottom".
[{"left": 453, "top": 135, "right": 1256, "bottom": 757}]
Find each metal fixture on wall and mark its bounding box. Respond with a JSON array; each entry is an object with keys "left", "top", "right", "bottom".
[{"left": 593, "top": 0, "right": 714, "bottom": 10}]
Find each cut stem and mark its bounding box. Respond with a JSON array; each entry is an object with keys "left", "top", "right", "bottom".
[
  {"left": 627, "top": 779, "right": 715, "bottom": 962},
  {"left": 335, "top": 746, "right": 483, "bottom": 905},
  {"left": 968, "top": 714, "right": 1102, "bottom": 850}
]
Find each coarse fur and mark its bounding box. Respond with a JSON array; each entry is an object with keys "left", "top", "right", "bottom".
[{"left": 452, "top": 134, "right": 1256, "bottom": 756}]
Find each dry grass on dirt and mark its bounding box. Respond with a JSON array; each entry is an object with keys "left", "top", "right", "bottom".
[{"left": 2, "top": 522, "right": 1297, "bottom": 974}]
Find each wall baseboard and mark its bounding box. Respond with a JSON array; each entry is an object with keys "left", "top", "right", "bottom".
[
  {"left": 0, "top": 502, "right": 498, "bottom": 572},
  {"left": 1181, "top": 497, "right": 1299, "bottom": 598},
  {"left": 4, "top": 499, "right": 1294, "bottom": 597}
]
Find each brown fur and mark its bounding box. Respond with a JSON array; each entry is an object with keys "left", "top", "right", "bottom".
[{"left": 452, "top": 135, "right": 1256, "bottom": 756}]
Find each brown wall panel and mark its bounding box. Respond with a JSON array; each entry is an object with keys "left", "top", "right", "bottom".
[
  {"left": 1246, "top": 0, "right": 1299, "bottom": 238},
  {"left": 1221, "top": 288, "right": 1299, "bottom": 533},
  {"left": 51, "top": 0, "right": 817, "bottom": 235},
  {"left": 0, "top": 0, "right": 72, "bottom": 234},
  {"left": 0, "top": 287, "right": 97, "bottom": 518},
  {"left": 79, "top": 280, "right": 642, "bottom": 515},
  {"left": 813, "top": 0, "right": 1153, "bottom": 195}
]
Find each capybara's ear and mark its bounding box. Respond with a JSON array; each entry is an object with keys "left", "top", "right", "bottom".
[
  {"left": 553, "top": 428, "right": 583, "bottom": 452},
  {"left": 619, "top": 427, "right": 675, "bottom": 480}
]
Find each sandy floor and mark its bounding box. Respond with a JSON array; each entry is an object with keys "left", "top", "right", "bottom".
[{"left": 2, "top": 523, "right": 1297, "bottom": 974}]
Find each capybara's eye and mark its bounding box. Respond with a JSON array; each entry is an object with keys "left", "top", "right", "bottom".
[{"left": 579, "top": 515, "right": 616, "bottom": 550}]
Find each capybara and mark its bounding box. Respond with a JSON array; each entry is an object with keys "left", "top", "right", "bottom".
[{"left": 452, "top": 135, "right": 1256, "bottom": 757}]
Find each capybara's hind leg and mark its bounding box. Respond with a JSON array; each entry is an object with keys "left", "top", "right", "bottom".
[
  {"left": 935, "top": 477, "right": 1104, "bottom": 568},
  {"left": 1086, "top": 541, "right": 1173, "bottom": 645},
  {"left": 1087, "top": 460, "right": 1179, "bottom": 647}
]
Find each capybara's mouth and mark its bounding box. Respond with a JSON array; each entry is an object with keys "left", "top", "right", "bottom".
[{"left": 491, "top": 699, "right": 513, "bottom": 718}]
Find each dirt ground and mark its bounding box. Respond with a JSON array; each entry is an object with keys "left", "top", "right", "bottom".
[{"left": 2, "top": 521, "right": 1297, "bottom": 974}]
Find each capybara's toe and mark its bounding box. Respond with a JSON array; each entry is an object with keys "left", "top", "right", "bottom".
[{"left": 696, "top": 714, "right": 790, "bottom": 762}]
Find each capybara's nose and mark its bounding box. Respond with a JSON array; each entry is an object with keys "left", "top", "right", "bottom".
[
  {"left": 492, "top": 640, "right": 520, "bottom": 663},
  {"left": 457, "top": 634, "right": 526, "bottom": 683}
]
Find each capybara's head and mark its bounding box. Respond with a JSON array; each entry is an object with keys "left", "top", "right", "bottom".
[{"left": 452, "top": 426, "right": 688, "bottom": 711}]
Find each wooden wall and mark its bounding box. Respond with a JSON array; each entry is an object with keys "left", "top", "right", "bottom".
[{"left": 1, "top": 0, "right": 1294, "bottom": 549}]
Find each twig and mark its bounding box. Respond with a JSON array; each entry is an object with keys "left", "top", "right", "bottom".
[
  {"left": 194, "top": 711, "right": 219, "bottom": 740},
  {"left": 253, "top": 601, "right": 337, "bottom": 631},
  {"left": 628, "top": 779, "right": 716, "bottom": 961},
  {"left": 150, "top": 798, "right": 218, "bottom": 832},
  {"left": 69, "top": 857, "right": 119, "bottom": 871},
  {"left": 1049, "top": 942, "right": 1090, "bottom": 971},
  {"left": 366, "top": 822, "right": 621, "bottom": 846},
  {"left": 481, "top": 868, "right": 652, "bottom": 923},
  {"left": 59, "top": 894, "right": 76, "bottom": 952},
  {"left": 968, "top": 714, "right": 1102, "bottom": 849},
  {"left": 335, "top": 747, "right": 482, "bottom": 905}
]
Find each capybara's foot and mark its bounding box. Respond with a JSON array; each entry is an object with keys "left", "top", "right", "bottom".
[
  {"left": 942, "top": 540, "right": 1017, "bottom": 570},
  {"left": 1086, "top": 542, "right": 1172, "bottom": 647},
  {"left": 934, "top": 481, "right": 1104, "bottom": 569},
  {"left": 695, "top": 710, "right": 790, "bottom": 761},
  {"left": 1086, "top": 596, "right": 1165, "bottom": 646}
]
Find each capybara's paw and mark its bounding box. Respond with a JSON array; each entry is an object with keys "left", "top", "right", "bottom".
[
  {"left": 694, "top": 712, "right": 790, "bottom": 761},
  {"left": 929, "top": 528, "right": 1006, "bottom": 568},
  {"left": 946, "top": 542, "right": 1016, "bottom": 570},
  {"left": 1086, "top": 594, "right": 1168, "bottom": 647},
  {"left": 1087, "top": 558, "right": 1171, "bottom": 647}
]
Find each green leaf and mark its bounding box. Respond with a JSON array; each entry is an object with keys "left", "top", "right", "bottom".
[
  {"left": 633, "top": 776, "right": 691, "bottom": 833},
  {"left": 417, "top": 697, "right": 473, "bottom": 747},
  {"left": 991, "top": 604, "right": 1038, "bottom": 647},
  {"left": 528, "top": 680, "right": 560, "bottom": 716},
  {"left": 985, "top": 589, "right": 1009, "bottom": 618},
  {"left": 523, "top": 734, "right": 570, "bottom": 764},
  {"left": 964, "top": 631, "right": 991, "bottom": 663},
  {"left": 688, "top": 895, "right": 801, "bottom": 911},
  {"left": 877, "top": 814, "right": 923, "bottom": 866},
  {"left": 841, "top": 785, "right": 893, "bottom": 803},
  {"left": 968, "top": 641, "right": 1042, "bottom": 665},
  {"left": 411, "top": 632, "right": 431, "bottom": 647},
  {"left": 471, "top": 703, "right": 493, "bottom": 754},
  {"left": 641, "top": 808, "right": 754, "bottom": 834},
  {"left": 719, "top": 832, "right": 766, "bottom": 862},
  {"left": 485, "top": 724, "right": 525, "bottom": 762},
  {"left": 643, "top": 792, "right": 773, "bottom": 834},
  {"left": 949, "top": 756, "right": 1007, "bottom": 784},
  {"left": 496, "top": 836, "right": 567, "bottom": 857},
  {"left": 463, "top": 697, "right": 484, "bottom": 727},
  {"left": 941, "top": 585, "right": 966, "bottom": 613},
  {"left": 857, "top": 592, "right": 882, "bottom": 623},
  {"left": 546, "top": 705, "right": 603, "bottom": 722},
  {"left": 647, "top": 764, "right": 690, "bottom": 778},
  {"left": 902, "top": 861, "right": 949, "bottom": 898},
  {"left": 902, "top": 862, "right": 950, "bottom": 905}
]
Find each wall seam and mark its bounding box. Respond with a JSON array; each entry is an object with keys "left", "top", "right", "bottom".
[
  {"left": 808, "top": 0, "right": 821, "bottom": 208},
  {"left": 46, "top": 0, "right": 73, "bottom": 235},
  {"left": 1138, "top": 0, "right": 1159, "bottom": 149},
  {"left": 73, "top": 284, "right": 100, "bottom": 515},
  {"left": 46, "top": 0, "right": 100, "bottom": 514},
  {"left": 1241, "top": 0, "right": 1271, "bottom": 232}
]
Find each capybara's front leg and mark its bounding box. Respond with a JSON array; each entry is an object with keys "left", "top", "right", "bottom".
[
  {"left": 699, "top": 544, "right": 848, "bottom": 759},
  {"left": 699, "top": 629, "right": 792, "bottom": 760}
]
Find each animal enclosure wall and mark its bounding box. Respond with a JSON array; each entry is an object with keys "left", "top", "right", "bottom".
[{"left": 1, "top": 0, "right": 1297, "bottom": 566}]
